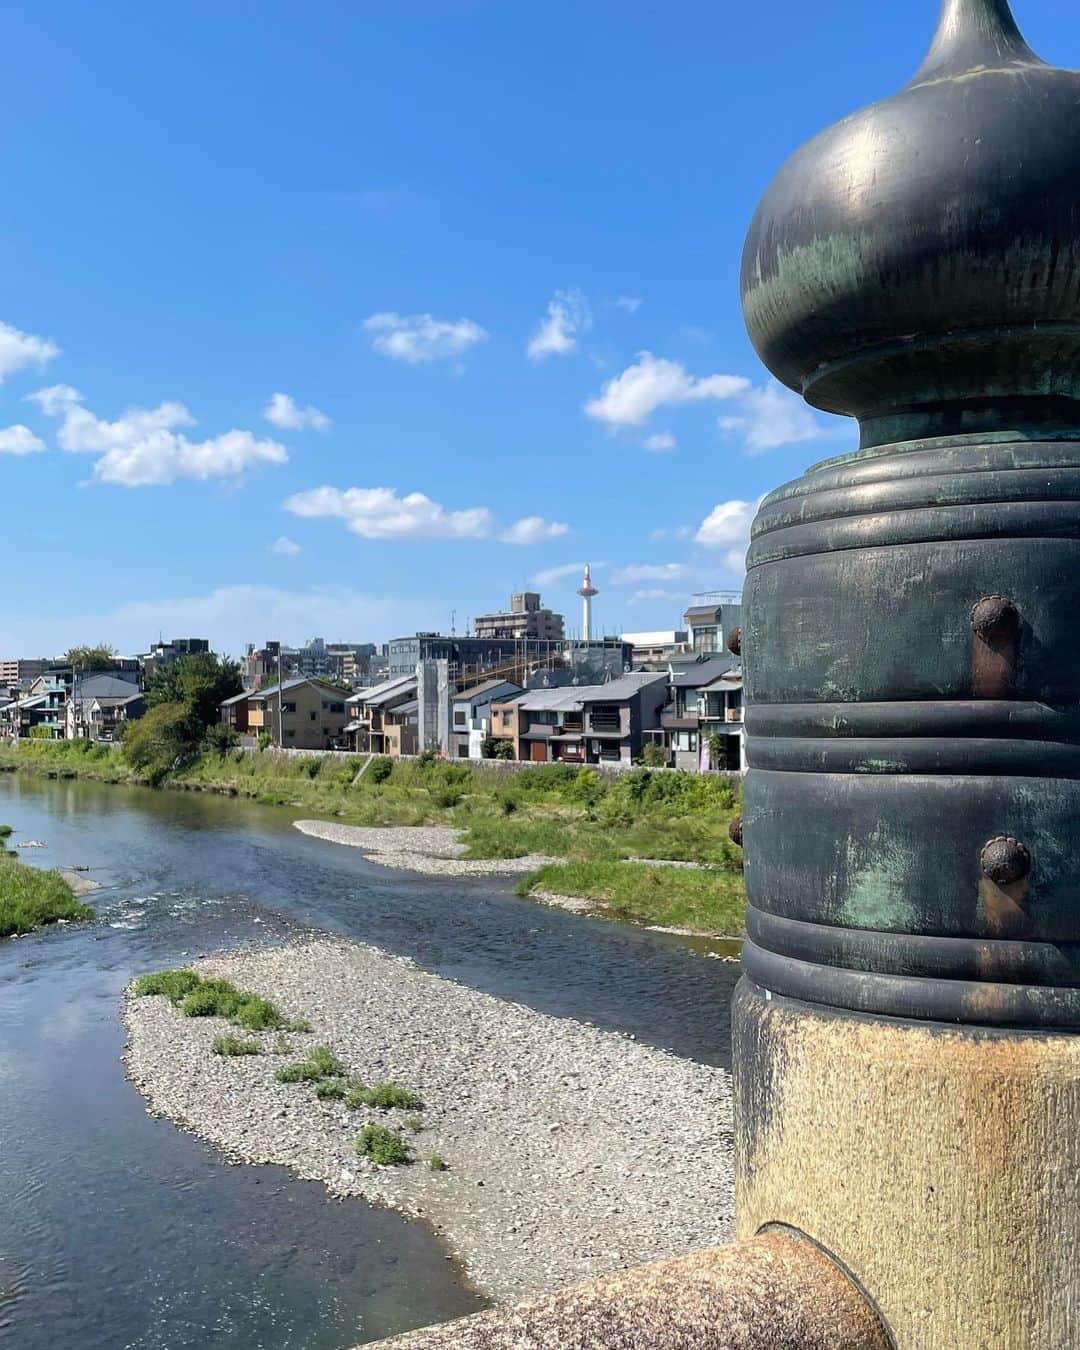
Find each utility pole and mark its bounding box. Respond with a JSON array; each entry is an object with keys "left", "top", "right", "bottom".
[{"left": 276, "top": 643, "right": 283, "bottom": 749}]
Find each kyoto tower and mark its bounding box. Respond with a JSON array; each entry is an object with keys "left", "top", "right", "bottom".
[{"left": 576, "top": 564, "right": 598, "bottom": 642}]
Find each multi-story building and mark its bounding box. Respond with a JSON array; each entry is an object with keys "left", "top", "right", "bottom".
[
  {"left": 473, "top": 592, "right": 565, "bottom": 642},
  {"left": 682, "top": 593, "right": 742, "bottom": 656},
  {"left": 651, "top": 655, "right": 745, "bottom": 771},
  {"left": 67, "top": 672, "right": 147, "bottom": 740},
  {"left": 490, "top": 672, "right": 668, "bottom": 766},
  {"left": 620, "top": 630, "right": 691, "bottom": 667},
  {"left": 231, "top": 678, "right": 349, "bottom": 750},
  {"left": 0, "top": 658, "right": 48, "bottom": 692},
  {"left": 449, "top": 678, "right": 523, "bottom": 759},
  {"left": 139, "top": 638, "right": 210, "bottom": 680},
  {"left": 344, "top": 675, "right": 419, "bottom": 755},
  {"left": 244, "top": 639, "right": 373, "bottom": 689}
]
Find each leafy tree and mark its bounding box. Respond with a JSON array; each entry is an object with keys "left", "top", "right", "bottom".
[
  {"left": 146, "top": 653, "right": 243, "bottom": 733},
  {"left": 64, "top": 644, "right": 119, "bottom": 672},
  {"left": 121, "top": 702, "right": 200, "bottom": 782},
  {"left": 707, "top": 731, "right": 726, "bottom": 770},
  {"left": 639, "top": 742, "right": 669, "bottom": 768},
  {"left": 203, "top": 721, "right": 240, "bottom": 755},
  {"left": 481, "top": 736, "right": 514, "bottom": 760}
]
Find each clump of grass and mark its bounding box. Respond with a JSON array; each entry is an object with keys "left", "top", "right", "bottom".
[
  {"left": 403, "top": 1113, "right": 425, "bottom": 1134},
  {"left": 287, "top": 1017, "right": 312, "bottom": 1033},
  {"left": 346, "top": 1080, "right": 423, "bottom": 1112},
  {"left": 212, "top": 1033, "right": 260, "bottom": 1056},
  {"left": 0, "top": 855, "right": 94, "bottom": 938},
  {"left": 275, "top": 1044, "right": 347, "bottom": 1084},
  {"left": 315, "top": 1080, "right": 348, "bottom": 1101},
  {"left": 356, "top": 1124, "right": 411, "bottom": 1166},
  {"left": 272, "top": 1034, "right": 292, "bottom": 1055},
  {"left": 134, "top": 968, "right": 200, "bottom": 1004},
  {"left": 181, "top": 981, "right": 241, "bottom": 1019},
  {"left": 231, "top": 994, "right": 286, "bottom": 1031},
  {"left": 427, "top": 1153, "right": 447, "bottom": 1172}
]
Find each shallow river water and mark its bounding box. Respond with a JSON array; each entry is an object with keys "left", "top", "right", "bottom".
[{"left": 0, "top": 774, "right": 738, "bottom": 1350}]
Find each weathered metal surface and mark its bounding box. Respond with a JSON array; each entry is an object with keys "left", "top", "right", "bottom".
[{"left": 738, "top": 0, "right": 1080, "bottom": 1029}]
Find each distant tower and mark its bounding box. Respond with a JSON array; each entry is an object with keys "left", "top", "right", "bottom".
[{"left": 577, "top": 563, "right": 599, "bottom": 642}]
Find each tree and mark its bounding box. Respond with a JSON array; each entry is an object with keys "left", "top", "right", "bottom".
[
  {"left": 707, "top": 731, "right": 726, "bottom": 771},
  {"left": 146, "top": 653, "right": 243, "bottom": 733},
  {"left": 481, "top": 736, "right": 514, "bottom": 761},
  {"left": 64, "top": 644, "right": 118, "bottom": 672},
  {"left": 639, "top": 742, "right": 669, "bottom": 768},
  {"left": 121, "top": 702, "right": 200, "bottom": 782}
]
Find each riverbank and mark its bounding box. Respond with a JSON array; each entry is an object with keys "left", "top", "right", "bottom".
[
  {"left": 0, "top": 848, "right": 94, "bottom": 937},
  {"left": 0, "top": 742, "right": 746, "bottom": 935},
  {"left": 124, "top": 936, "right": 734, "bottom": 1303}
]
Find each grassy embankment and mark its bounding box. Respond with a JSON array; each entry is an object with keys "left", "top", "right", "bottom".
[
  {"left": 0, "top": 826, "right": 94, "bottom": 937},
  {"left": 0, "top": 741, "right": 745, "bottom": 935}
]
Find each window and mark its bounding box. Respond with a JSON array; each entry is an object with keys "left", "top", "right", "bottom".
[
  {"left": 329, "top": 703, "right": 344, "bottom": 714},
  {"left": 454, "top": 710, "right": 468, "bottom": 728},
  {"left": 282, "top": 702, "right": 297, "bottom": 713},
  {"left": 590, "top": 705, "right": 620, "bottom": 732},
  {"left": 310, "top": 711, "right": 317, "bottom": 721}
]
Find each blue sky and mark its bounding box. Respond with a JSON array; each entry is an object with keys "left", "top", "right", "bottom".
[{"left": 3, "top": 0, "right": 1076, "bottom": 657}]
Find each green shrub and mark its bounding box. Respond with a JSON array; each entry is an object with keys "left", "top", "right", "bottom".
[
  {"left": 356, "top": 1124, "right": 411, "bottom": 1166},
  {"left": 133, "top": 968, "right": 201, "bottom": 1003},
  {"left": 275, "top": 1044, "right": 347, "bottom": 1083},
  {"left": 427, "top": 1153, "right": 448, "bottom": 1172},
  {"left": 257, "top": 732, "right": 272, "bottom": 751},
  {"left": 212, "top": 1034, "right": 260, "bottom": 1056},
  {"left": 315, "top": 1080, "right": 348, "bottom": 1100},
  {"left": 203, "top": 722, "right": 239, "bottom": 756},
  {"left": 181, "top": 982, "right": 240, "bottom": 1018},
  {"left": 231, "top": 994, "right": 287, "bottom": 1031},
  {"left": 346, "top": 1080, "right": 423, "bottom": 1111},
  {"left": 403, "top": 1113, "right": 425, "bottom": 1134},
  {"left": 369, "top": 756, "right": 393, "bottom": 783}
]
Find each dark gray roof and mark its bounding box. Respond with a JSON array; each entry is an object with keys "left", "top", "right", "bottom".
[
  {"left": 576, "top": 672, "right": 668, "bottom": 703},
  {"left": 75, "top": 673, "right": 143, "bottom": 701},
  {"left": 671, "top": 656, "right": 740, "bottom": 688},
  {"left": 251, "top": 676, "right": 345, "bottom": 701},
  {"left": 453, "top": 678, "right": 522, "bottom": 703}
]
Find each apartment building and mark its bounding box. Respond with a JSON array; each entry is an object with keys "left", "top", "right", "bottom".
[
  {"left": 238, "top": 678, "right": 350, "bottom": 750},
  {"left": 473, "top": 592, "right": 565, "bottom": 642},
  {"left": 682, "top": 593, "right": 742, "bottom": 656}
]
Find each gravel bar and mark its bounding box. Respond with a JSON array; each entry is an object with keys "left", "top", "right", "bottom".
[
  {"left": 124, "top": 936, "right": 733, "bottom": 1302},
  {"left": 293, "top": 819, "right": 558, "bottom": 876}
]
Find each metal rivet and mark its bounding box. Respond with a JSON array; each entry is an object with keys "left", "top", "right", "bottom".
[
  {"left": 980, "top": 836, "right": 1030, "bottom": 886},
  {"left": 727, "top": 627, "right": 742, "bottom": 656},
  {"left": 970, "top": 596, "right": 1019, "bottom": 641},
  {"left": 728, "top": 816, "right": 744, "bottom": 847}
]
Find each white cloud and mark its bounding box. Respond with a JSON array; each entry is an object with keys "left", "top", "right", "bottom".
[
  {"left": 719, "top": 381, "right": 823, "bottom": 453},
  {"left": 649, "top": 524, "right": 693, "bottom": 542},
  {"left": 29, "top": 387, "right": 287, "bottom": 487},
  {"left": 499, "top": 515, "right": 570, "bottom": 545},
  {"left": 0, "top": 424, "right": 45, "bottom": 455},
  {"left": 627, "top": 587, "right": 679, "bottom": 606},
  {"left": 585, "top": 352, "right": 749, "bottom": 429},
  {"left": 0, "top": 585, "right": 445, "bottom": 660},
  {"left": 362, "top": 312, "right": 488, "bottom": 364},
  {"left": 610, "top": 562, "right": 687, "bottom": 586},
  {"left": 695, "top": 498, "right": 758, "bottom": 572},
  {"left": 0, "top": 320, "right": 59, "bottom": 383},
  {"left": 264, "top": 392, "right": 331, "bottom": 431},
  {"left": 526, "top": 290, "right": 591, "bottom": 361},
  {"left": 644, "top": 431, "right": 676, "bottom": 453},
  {"left": 270, "top": 535, "right": 302, "bottom": 556},
  {"left": 614, "top": 296, "right": 642, "bottom": 313},
  {"left": 529, "top": 560, "right": 594, "bottom": 589},
  {"left": 284, "top": 485, "right": 493, "bottom": 541}
]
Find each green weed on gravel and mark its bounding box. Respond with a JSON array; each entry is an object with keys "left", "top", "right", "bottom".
[
  {"left": 345, "top": 1080, "right": 423, "bottom": 1112},
  {"left": 275, "top": 1044, "right": 347, "bottom": 1083},
  {"left": 212, "top": 1034, "right": 260, "bottom": 1056},
  {"left": 356, "top": 1124, "right": 411, "bottom": 1166}
]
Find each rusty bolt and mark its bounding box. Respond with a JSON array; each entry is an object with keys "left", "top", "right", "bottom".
[
  {"left": 727, "top": 627, "right": 742, "bottom": 656},
  {"left": 970, "top": 596, "right": 1019, "bottom": 642},
  {"left": 728, "top": 816, "right": 744, "bottom": 848},
  {"left": 980, "top": 836, "right": 1030, "bottom": 886}
]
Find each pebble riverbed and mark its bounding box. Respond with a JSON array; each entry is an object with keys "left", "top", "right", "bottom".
[
  {"left": 124, "top": 937, "right": 734, "bottom": 1303},
  {"left": 292, "top": 820, "right": 559, "bottom": 876}
]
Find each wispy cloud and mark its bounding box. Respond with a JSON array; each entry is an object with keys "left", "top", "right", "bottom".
[
  {"left": 284, "top": 485, "right": 493, "bottom": 541},
  {"left": 644, "top": 431, "right": 676, "bottom": 453},
  {"left": 0, "top": 424, "right": 45, "bottom": 455},
  {"left": 695, "top": 498, "right": 758, "bottom": 572},
  {"left": 614, "top": 296, "right": 642, "bottom": 313},
  {"left": 649, "top": 524, "right": 693, "bottom": 542},
  {"left": 27, "top": 386, "right": 287, "bottom": 487},
  {"left": 585, "top": 353, "right": 748, "bottom": 429},
  {"left": 270, "top": 535, "right": 302, "bottom": 556},
  {"left": 499, "top": 516, "right": 570, "bottom": 545},
  {"left": 362, "top": 312, "right": 488, "bottom": 365},
  {"left": 264, "top": 392, "right": 331, "bottom": 431},
  {"left": 0, "top": 320, "right": 59, "bottom": 384},
  {"left": 529, "top": 561, "right": 594, "bottom": 589},
  {"left": 610, "top": 562, "right": 687, "bottom": 586},
  {"left": 526, "top": 290, "right": 591, "bottom": 361},
  {"left": 719, "top": 381, "right": 824, "bottom": 453}
]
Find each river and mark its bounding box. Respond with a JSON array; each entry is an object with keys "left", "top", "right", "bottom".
[{"left": 0, "top": 773, "right": 739, "bottom": 1350}]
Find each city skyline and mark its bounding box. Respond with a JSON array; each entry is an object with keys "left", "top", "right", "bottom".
[{"left": 3, "top": 0, "right": 1076, "bottom": 655}]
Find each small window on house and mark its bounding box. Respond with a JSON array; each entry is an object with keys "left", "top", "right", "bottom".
[
  {"left": 282, "top": 702, "right": 297, "bottom": 713},
  {"left": 310, "top": 711, "right": 317, "bottom": 721},
  {"left": 329, "top": 703, "right": 344, "bottom": 713},
  {"left": 454, "top": 710, "right": 467, "bottom": 727}
]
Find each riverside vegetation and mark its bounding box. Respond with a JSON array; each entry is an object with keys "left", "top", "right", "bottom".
[
  {"left": 0, "top": 735, "right": 745, "bottom": 935},
  {"left": 0, "top": 833, "right": 94, "bottom": 938}
]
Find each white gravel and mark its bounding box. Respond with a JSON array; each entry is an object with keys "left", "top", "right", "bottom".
[
  {"left": 293, "top": 819, "right": 559, "bottom": 876},
  {"left": 124, "top": 936, "right": 733, "bottom": 1303}
]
